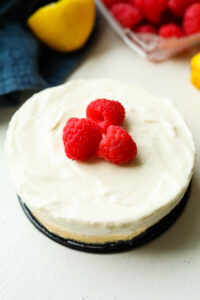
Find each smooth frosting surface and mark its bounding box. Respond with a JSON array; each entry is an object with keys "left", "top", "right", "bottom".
[{"left": 5, "top": 79, "right": 195, "bottom": 237}]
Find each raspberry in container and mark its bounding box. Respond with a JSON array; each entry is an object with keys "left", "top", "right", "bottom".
[{"left": 96, "top": 0, "right": 200, "bottom": 62}]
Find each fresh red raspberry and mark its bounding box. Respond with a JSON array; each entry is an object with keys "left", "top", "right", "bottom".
[
  {"left": 110, "top": 3, "right": 142, "bottom": 28},
  {"left": 63, "top": 118, "right": 102, "bottom": 161},
  {"left": 168, "top": 0, "right": 200, "bottom": 17},
  {"left": 183, "top": 3, "right": 200, "bottom": 34},
  {"left": 134, "top": 23, "right": 157, "bottom": 33},
  {"left": 129, "top": 0, "right": 144, "bottom": 10},
  {"left": 97, "top": 126, "right": 137, "bottom": 165},
  {"left": 141, "top": 0, "right": 168, "bottom": 24},
  {"left": 101, "top": 0, "right": 121, "bottom": 8},
  {"left": 86, "top": 99, "right": 125, "bottom": 133},
  {"left": 159, "top": 23, "right": 184, "bottom": 37}
]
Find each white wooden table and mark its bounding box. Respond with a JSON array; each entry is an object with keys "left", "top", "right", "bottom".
[{"left": 1, "top": 17, "right": 200, "bottom": 300}]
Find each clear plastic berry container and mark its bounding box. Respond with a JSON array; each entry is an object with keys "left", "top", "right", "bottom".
[{"left": 96, "top": 0, "right": 200, "bottom": 62}]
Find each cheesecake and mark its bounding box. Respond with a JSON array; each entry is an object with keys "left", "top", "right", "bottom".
[{"left": 5, "top": 79, "right": 195, "bottom": 245}]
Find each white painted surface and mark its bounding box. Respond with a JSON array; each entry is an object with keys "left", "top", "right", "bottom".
[{"left": 1, "top": 17, "right": 200, "bottom": 300}]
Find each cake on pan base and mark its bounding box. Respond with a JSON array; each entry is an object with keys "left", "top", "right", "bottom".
[
  {"left": 6, "top": 79, "right": 195, "bottom": 252},
  {"left": 18, "top": 183, "right": 191, "bottom": 253}
]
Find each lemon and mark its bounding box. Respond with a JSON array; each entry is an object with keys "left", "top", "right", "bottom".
[
  {"left": 191, "top": 53, "right": 200, "bottom": 90},
  {"left": 27, "top": 0, "right": 96, "bottom": 52}
]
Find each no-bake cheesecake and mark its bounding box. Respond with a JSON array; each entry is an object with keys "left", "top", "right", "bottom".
[{"left": 5, "top": 79, "right": 195, "bottom": 247}]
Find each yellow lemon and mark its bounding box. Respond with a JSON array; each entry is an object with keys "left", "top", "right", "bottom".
[
  {"left": 191, "top": 53, "right": 200, "bottom": 90},
  {"left": 27, "top": 0, "right": 96, "bottom": 52}
]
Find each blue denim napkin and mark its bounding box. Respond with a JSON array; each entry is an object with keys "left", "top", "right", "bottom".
[{"left": 0, "top": 0, "right": 97, "bottom": 106}]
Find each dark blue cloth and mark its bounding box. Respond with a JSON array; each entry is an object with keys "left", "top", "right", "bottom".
[{"left": 0, "top": 0, "right": 97, "bottom": 106}]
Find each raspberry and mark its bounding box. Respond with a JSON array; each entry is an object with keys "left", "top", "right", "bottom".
[
  {"left": 97, "top": 126, "right": 137, "bottom": 165},
  {"left": 86, "top": 99, "right": 125, "bottom": 133},
  {"left": 159, "top": 23, "right": 184, "bottom": 37},
  {"left": 168, "top": 0, "right": 200, "bottom": 17},
  {"left": 129, "top": 0, "right": 144, "bottom": 10},
  {"left": 63, "top": 118, "right": 102, "bottom": 161},
  {"left": 110, "top": 3, "right": 142, "bottom": 28},
  {"left": 183, "top": 3, "right": 200, "bottom": 34},
  {"left": 134, "top": 23, "right": 157, "bottom": 33},
  {"left": 141, "top": 0, "right": 168, "bottom": 24}
]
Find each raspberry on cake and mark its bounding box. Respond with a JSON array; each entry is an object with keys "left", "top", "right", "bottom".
[
  {"left": 86, "top": 98, "right": 125, "bottom": 133},
  {"left": 5, "top": 79, "right": 195, "bottom": 250},
  {"left": 64, "top": 98, "right": 134, "bottom": 165},
  {"left": 62, "top": 118, "right": 102, "bottom": 161},
  {"left": 97, "top": 125, "right": 137, "bottom": 165},
  {"left": 63, "top": 99, "right": 132, "bottom": 164}
]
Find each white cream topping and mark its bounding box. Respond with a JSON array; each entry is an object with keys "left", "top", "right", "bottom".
[{"left": 5, "top": 79, "right": 195, "bottom": 237}]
